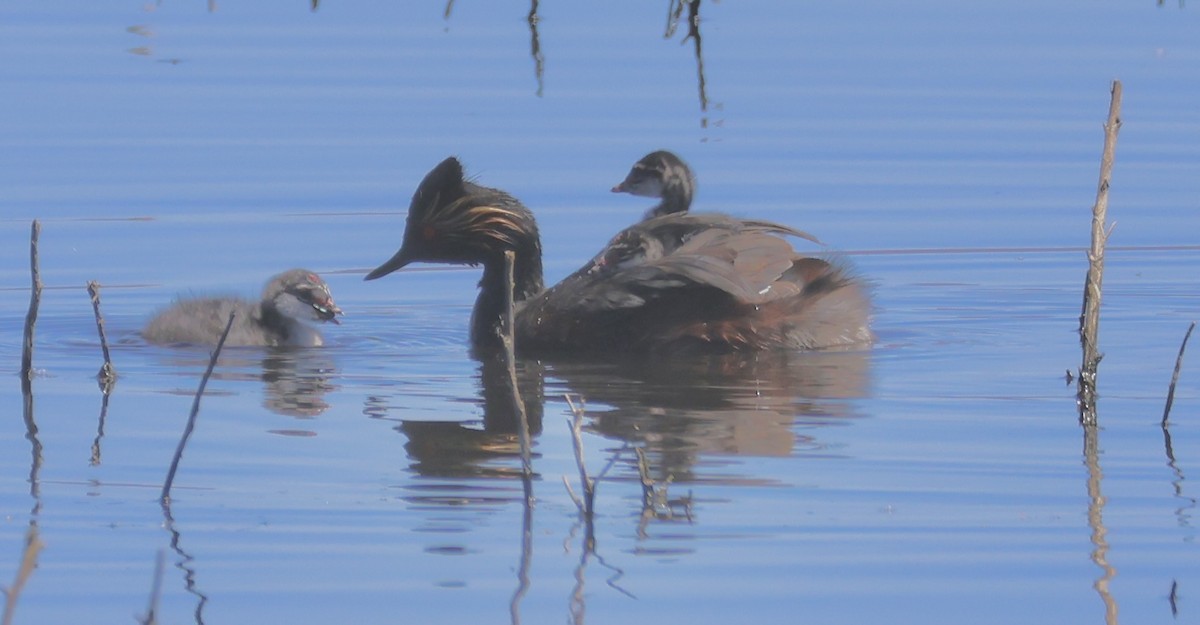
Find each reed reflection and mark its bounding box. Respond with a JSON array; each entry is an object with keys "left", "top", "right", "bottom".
[
  {"left": 159, "top": 502, "right": 209, "bottom": 625},
  {"left": 398, "top": 355, "right": 544, "bottom": 480},
  {"left": 442, "top": 0, "right": 545, "bottom": 97},
  {"left": 664, "top": 0, "right": 710, "bottom": 125},
  {"left": 437, "top": 0, "right": 708, "bottom": 116},
  {"left": 90, "top": 385, "right": 112, "bottom": 466},
  {"left": 20, "top": 378, "right": 43, "bottom": 519}
]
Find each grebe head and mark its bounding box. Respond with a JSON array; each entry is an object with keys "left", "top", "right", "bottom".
[
  {"left": 266, "top": 269, "right": 342, "bottom": 324},
  {"left": 365, "top": 157, "right": 540, "bottom": 280},
  {"left": 611, "top": 150, "right": 695, "bottom": 218}
]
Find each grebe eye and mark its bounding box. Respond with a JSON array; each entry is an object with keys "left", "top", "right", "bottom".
[{"left": 423, "top": 225, "right": 437, "bottom": 241}]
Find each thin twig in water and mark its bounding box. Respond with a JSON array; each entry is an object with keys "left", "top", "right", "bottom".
[
  {"left": 1162, "top": 321, "right": 1195, "bottom": 427},
  {"left": 1077, "top": 80, "right": 1122, "bottom": 427},
  {"left": 161, "top": 311, "right": 236, "bottom": 504},
  {"left": 564, "top": 394, "right": 595, "bottom": 516},
  {"left": 500, "top": 250, "right": 534, "bottom": 479},
  {"left": 21, "top": 221, "right": 42, "bottom": 383},
  {"left": 562, "top": 476, "right": 584, "bottom": 512},
  {"left": 1, "top": 526, "right": 44, "bottom": 625},
  {"left": 499, "top": 250, "right": 535, "bottom": 625},
  {"left": 87, "top": 281, "right": 118, "bottom": 389}
]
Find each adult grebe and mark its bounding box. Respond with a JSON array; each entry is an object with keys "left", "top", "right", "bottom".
[{"left": 365, "top": 157, "right": 870, "bottom": 355}]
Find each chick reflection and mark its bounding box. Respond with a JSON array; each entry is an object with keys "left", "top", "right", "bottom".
[
  {"left": 260, "top": 348, "right": 338, "bottom": 417},
  {"left": 547, "top": 350, "right": 870, "bottom": 482},
  {"left": 399, "top": 355, "right": 544, "bottom": 479}
]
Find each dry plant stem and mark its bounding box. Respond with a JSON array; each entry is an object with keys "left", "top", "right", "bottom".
[
  {"left": 1162, "top": 321, "right": 1195, "bottom": 426},
  {"left": 1, "top": 526, "right": 44, "bottom": 625},
  {"left": 87, "top": 281, "right": 117, "bottom": 385},
  {"left": 161, "top": 311, "right": 236, "bottom": 504},
  {"left": 1078, "top": 80, "right": 1122, "bottom": 427},
  {"left": 500, "top": 250, "right": 535, "bottom": 624},
  {"left": 562, "top": 476, "right": 583, "bottom": 512},
  {"left": 500, "top": 250, "right": 534, "bottom": 479},
  {"left": 21, "top": 221, "right": 41, "bottom": 383},
  {"left": 564, "top": 395, "right": 595, "bottom": 515}
]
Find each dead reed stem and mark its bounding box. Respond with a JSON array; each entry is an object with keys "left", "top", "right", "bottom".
[
  {"left": 160, "top": 311, "right": 235, "bottom": 504},
  {"left": 498, "top": 250, "right": 534, "bottom": 624},
  {"left": 500, "top": 250, "right": 534, "bottom": 479},
  {"left": 1, "top": 526, "right": 44, "bottom": 625},
  {"left": 1161, "top": 321, "right": 1195, "bottom": 427},
  {"left": 564, "top": 395, "right": 595, "bottom": 516},
  {"left": 21, "top": 221, "right": 42, "bottom": 383},
  {"left": 87, "top": 281, "right": 118, "bottom": 388},
  {"left": 1077, "top": 80, "right": 1122, "bottom": 427},
  {"left": 564, "top": 395, "right": 597, "bottom": 556}
]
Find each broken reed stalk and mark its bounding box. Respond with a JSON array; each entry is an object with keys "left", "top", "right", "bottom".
[
  {"left": 87, "top": 281, "right": 118, "bottom": 387},
  {"left": 160, "top": 311, "right": 236, "bottom": 504},
  {"left": 500, "top": 250, "right": 534, "bottom": 479},
  {"left": 1162, "top": 321, "right": 1196, "bottom": 427},
  {"left": 564, "top": 395, "right": 595, "bottom": 516},
  {"left": 1, "top": 526, "right": 44, "bottom": 625},
  {"left": 1077, "top": 80, "right": 1122, "bottom": 427},
  {"left": 21, "top": 221, "right": 42, "bottom": 383}
]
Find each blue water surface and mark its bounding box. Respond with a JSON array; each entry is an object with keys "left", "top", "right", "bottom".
[{"left": 2, "top": 1, "right": 1199, "bottom": 624}]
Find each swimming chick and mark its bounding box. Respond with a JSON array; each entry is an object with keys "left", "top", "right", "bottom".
[
  {"left": 365, "top": 156, "right": 870, "bottom": 356},
  {"left": 144, "top": 269, "right": 342, "bottom": 347}
]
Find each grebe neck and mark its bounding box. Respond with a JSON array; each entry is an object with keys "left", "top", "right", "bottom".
[{"left": 471, "top": 246, "right": 545, "bottom": 347}]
